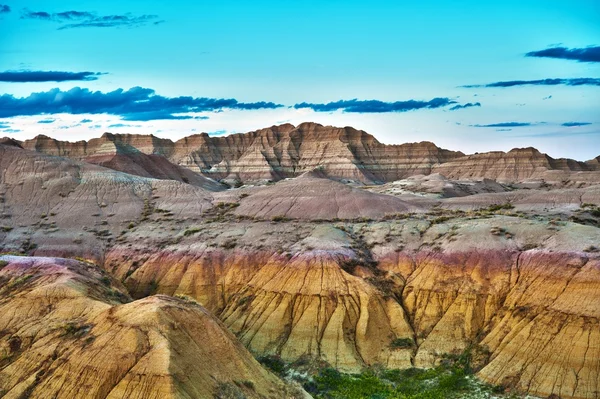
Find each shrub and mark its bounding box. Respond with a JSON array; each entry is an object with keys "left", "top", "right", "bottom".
[
  {"left": 484, "top": 203, "right": 515, "bottom": 212},
  {"left": 214, "top": 382, "right": 245, "bottom": 399},
  {"left": 221, "top": 239, "right": 237, "bottom": 249},
  {"left": 62, "top": 322, "right": 91, "bottom": 338},
  {"left": 99, "top": 276, "right": 111, "bottom": 286},
  {"left": 390, "top": 337, "right": 414, "bottom": 349},
  {"left": 1, "top": 226, "right": 13, "bottom": 232},
  {"left": 258, "top": 355, "right": 286, "bottom": 375},
  {"left": 271, "top": 215, "right": 290, "bottom": 222},
  {"left": 0, "top": 260, "right": 8, "bottom": 269},
  {"left": 183, "top": 227, "right": 202, "bottom": 236}
]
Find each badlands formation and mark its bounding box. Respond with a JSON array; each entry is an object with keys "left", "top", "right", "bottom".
[{"left": 1, "top": 123, "right": 600, "bottom": 399}]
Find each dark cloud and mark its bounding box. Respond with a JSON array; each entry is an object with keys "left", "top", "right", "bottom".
[
  {"left": 0, "top": 86, "right": 284, "bottom": 120},
  {"left": 37, "top": 118, "right": 56, "bottom": 124},
  {"left": 526, "top": 46, "right": 600, "bottom": 63},
  {"left": 0, "top": 4, "right": 10, "bottom": 13},
  {"left": 21, "top": 9, "right": 162, "bottom": 29},
  {"left": 0, "top": 70, "right": 105, "bottom": 82},
  {"left": 542, "top": 95, "right": 552, "bottom": 100},
  {"left": 80, "top": 119, "right": 93, "bottom": 123},
  {"left": 562, "top": 122, "right": 592, "bottom": 127},
  {"left": 0, "top": 122, "right": 10, "bottom": 129},
  {"left": 3, "top": 129, "right": 21, "bottom": 133},
  {"left": 495, "top": 129, "right": 513, "bottom": 132},
  {"left": 294, "top": 98, "right": 457, "bottom": 113},
  {"left": 449, "top": 102, "right": 481, "bottom": 111},
  {"left": 471, "top": 122, "right": 533, "bottom": 128},
  {"left": 462, "top": 78, "right": 600, "bottom": 88}
]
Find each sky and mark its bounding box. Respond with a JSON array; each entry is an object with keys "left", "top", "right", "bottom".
[{"left": 0, "top": 0, "right": 599, "bottom": 160}]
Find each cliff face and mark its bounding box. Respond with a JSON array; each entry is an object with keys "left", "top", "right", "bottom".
[
  {"left": 432, "top": 147, "right": 596, "bottom": 182},
  {"left": 20, "top": 123, "right": 598, "bottom": 184},
  {"left": 0, "top": 256, "right": 301, "bottom": 399},
  {"left": 20, "top": 123, "right": 465, "bottom": 183}
]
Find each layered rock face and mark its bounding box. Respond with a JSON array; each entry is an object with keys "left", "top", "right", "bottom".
[
  {"left": 20, "top": 123, "right": 466, "bottom": 183},
  {"left": 20, "top": 134, "right": 223, "bottom": 190},
  {"left": 0, "top": 256, "right": 301, "bottom": 399},
  {"left": 18, "top": 123, "right": 599, "bottom": 184},
  {"left": 433, "top": 147, "right": 598, "bottom": 182}
]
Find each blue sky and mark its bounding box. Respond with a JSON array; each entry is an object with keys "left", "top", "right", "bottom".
[{"left": 0, "top": 0, "right": 599, "bottom": 160}]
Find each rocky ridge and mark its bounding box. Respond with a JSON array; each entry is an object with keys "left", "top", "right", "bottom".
[{"left": 16, "top": 123, "right": 599, "bottom": 184}]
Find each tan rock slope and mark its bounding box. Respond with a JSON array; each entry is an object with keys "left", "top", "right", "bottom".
[
  {"left": 0, "top": 256, "right": 304, "bottom": 399},
  {"left": 17, "top": 122, "right": 599, "bottom": 185}
]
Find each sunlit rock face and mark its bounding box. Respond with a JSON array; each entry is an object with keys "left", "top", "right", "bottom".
[{"left": 0, "top": 256, "right": 299, "bottom": 399}]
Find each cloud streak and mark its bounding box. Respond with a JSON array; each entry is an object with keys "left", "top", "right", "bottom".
[
  {"left": 562, "top": 122, "right": 592, "bottom": 127},
  {"left": 462, "top": 78, "right": 600, "bottom": 88},
  {"left": 294, "top": 98, "right": 458, "bottom": 113},
  {"left": 471, "top": 122, "right": 533, "bottom": 128},
  {"left": 449, "top": 102, "right": 481, "bottom": 111},
  {"left": 0, "top": 70, "right": 106, "bottom": 82},
  {"left": 21, "top": 9, "right": 163, "bottom": 29},
  {"left": 526, "top": 46, "right": 600, "bottom": 63},
  {"left": 0, "top": 87, "right": 284, "bottom": 120}
]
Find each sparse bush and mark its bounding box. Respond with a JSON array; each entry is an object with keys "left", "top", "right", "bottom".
[
  {"left": 62, "top": 322, "right": 91, "bottom": 338},
  {"left": 1, "top": 226, "right": 13, "bottom": 232},
  {"left": 100, "top": 276, "right": 111, "bottom": 286},
  {"left": 258, "top": 355, "right": 286, "bottom": 375},
  {"left": 271, "top": 215, "right": 290, "bottom": 222},
  {"left": 484, "top": 203, "right": 515, "bottom": 212},
  {"left": 214, "top": 382, "right": 245, "bottom": 399},
  {"left": 221, "top": 239, "right": 237, "bottom": 249},
  {"left": 0, "top": 260, "right": 8, "bottom": 269},
  {"left": 390, "top": 337, "right": 414, "bottom": 350},
  {"left": 183, "top": 227, "right": 202, "bottom": 236}
]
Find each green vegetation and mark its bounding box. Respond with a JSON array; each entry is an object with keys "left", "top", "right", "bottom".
[
  {"left": 221, "top": 238, "right": 238, "bottom": 249},
  {"left": 389, "top": 337, "right": 414, "bottom": 350},
  {"left": 0, "top": 260, "right": 8, "bottom": 269},
  {"left": 271, "top": 215, "right": 290, "bottom": 222},
  {"left": 183, "top": 227, "right": 202, "bottom": 236},
  {"left": 99, "top": 276, "right": 112, "bottom": 286},
  {"left": 258, "top": 355, "right": 287, "bottom": 375},
  {"left": 62, "top": 322, "right": 92, "bottom": 338},
  {"left": 484, "top": 203, "right": 515, "bottom": 212},
  {"left": 1, "top": 226, "right": 13, "bottom": 232},
  {"left": 304, "top": 349, "right": 510, "bottom": 399}
]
